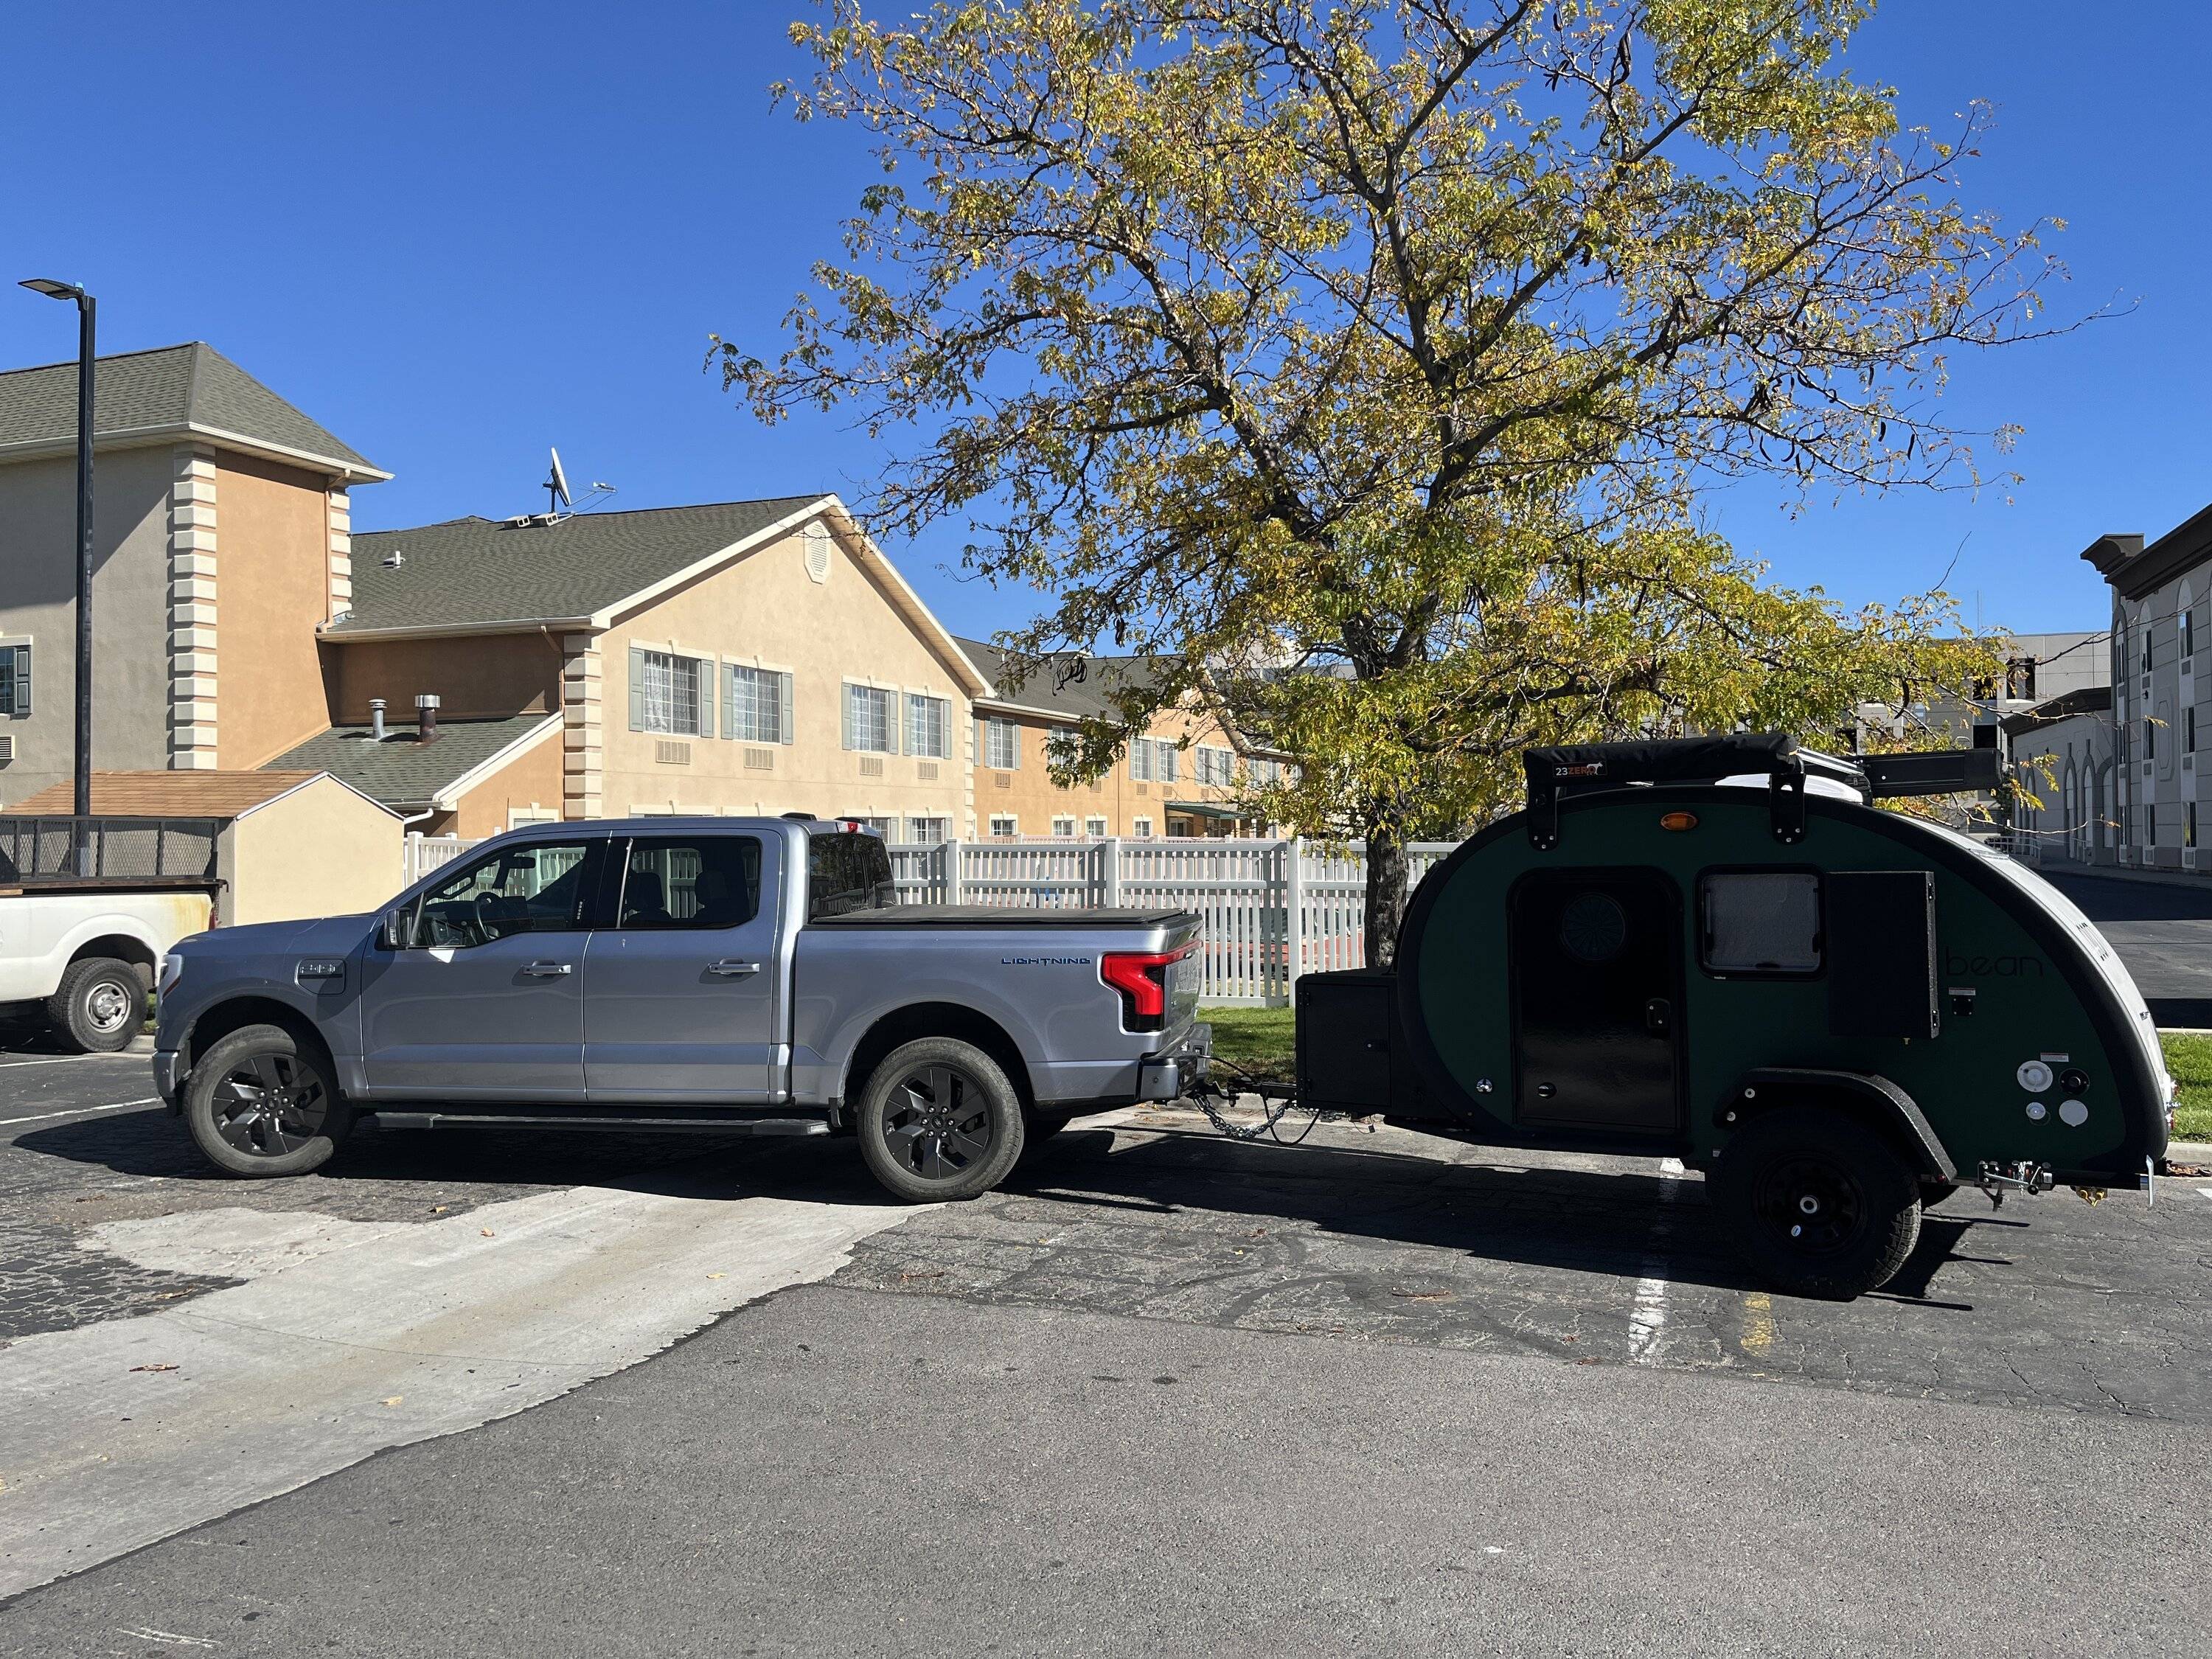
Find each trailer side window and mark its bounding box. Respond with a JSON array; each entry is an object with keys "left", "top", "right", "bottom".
[{"left": 1700, "top": 872, "right": 1821, "bottom": 975}]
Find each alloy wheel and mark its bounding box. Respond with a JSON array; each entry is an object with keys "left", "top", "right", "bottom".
[
  {"left": 212, "top": 1053, "right": 330, "bottom": 1160},
  {"left": 881, "top": 1063, "right": 994, "bottom": 1183}
]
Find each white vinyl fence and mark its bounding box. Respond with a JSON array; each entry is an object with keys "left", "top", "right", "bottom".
[{"left": 402, "top": 831, "right": 1450, "bottom": 1004}]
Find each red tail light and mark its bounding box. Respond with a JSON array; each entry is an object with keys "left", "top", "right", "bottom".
[{"left": 1101, "top": 944, "right": 1193, "bottom": 1030}]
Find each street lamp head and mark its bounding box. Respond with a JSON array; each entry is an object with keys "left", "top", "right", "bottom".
[{"left": 19, "top": 277, "right": 86, "bottom": 302}]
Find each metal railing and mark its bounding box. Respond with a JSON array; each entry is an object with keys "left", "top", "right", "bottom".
[{"left": 0, "top": 816, "right": 223, "bottom": 885}]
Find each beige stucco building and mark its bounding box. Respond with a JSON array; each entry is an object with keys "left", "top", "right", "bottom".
[{"left": 955, "top": 638, "right": 1285, "bottom": 838}]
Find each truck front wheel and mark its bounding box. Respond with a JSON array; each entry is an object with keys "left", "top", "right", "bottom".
[
  {"left": 47, "top": 956, "right": 144, "bottom": 1053},
  {"left": 856, "top": 1037, "right": 1025, "bottom": 1203},
  {"left": 1710, "top": 1105, "right": 1921, "bottom": 1300},
  {"left": 183, "top": 1023, "right": 354, "bottom": 1178}
]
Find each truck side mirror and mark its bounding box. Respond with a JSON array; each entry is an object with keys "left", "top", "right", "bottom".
[{"left": 382, "top": 906, "right": 416, "bottom": 951}]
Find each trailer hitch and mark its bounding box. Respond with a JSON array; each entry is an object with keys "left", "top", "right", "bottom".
[{"left": 1976, "top": 1161, "right": 2054, "bottom": 1208}]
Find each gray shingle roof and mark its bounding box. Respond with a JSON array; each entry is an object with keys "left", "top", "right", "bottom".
[
  {"left": 957, "top": 636, "right": 1166, "bottom": 720},
  {"left": 262, "top": 714, "right": 554, "bottom": 807},
  {"left": 0, "top": 343, "right": 381, "bottom": 476},
  {"left": 334, "top": 497, "right": 830, "bottom": 634}
]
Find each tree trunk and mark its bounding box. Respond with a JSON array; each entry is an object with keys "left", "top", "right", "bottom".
[{"left": 1364, "top": 812, "right": 1410, "bottom": 971}]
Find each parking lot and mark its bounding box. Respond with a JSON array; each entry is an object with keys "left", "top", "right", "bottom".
[{"left": 2, "top": 1034, "right": 2209, "bottom": 1654}]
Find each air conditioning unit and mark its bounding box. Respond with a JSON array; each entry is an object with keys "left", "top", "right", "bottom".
[{"left": 0, "top": 733, "right": 13, "bottom": 761}]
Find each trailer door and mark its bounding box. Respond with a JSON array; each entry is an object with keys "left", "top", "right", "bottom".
[{"left": 1510, "top": 869, "right": 1682, "bottom": 1133}]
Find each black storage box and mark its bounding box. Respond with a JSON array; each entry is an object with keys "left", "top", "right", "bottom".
[{"left": 1295, "top": 969, "right": 1397, "bottom": 1113}]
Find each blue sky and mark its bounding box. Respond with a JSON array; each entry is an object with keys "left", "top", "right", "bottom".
[{"left": 3, "top": 2, "right": 2204, "bottom": 639}]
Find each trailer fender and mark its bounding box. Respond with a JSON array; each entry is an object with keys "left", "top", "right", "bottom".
[{"left": 1719, "top": 1068, "right": 1957, "bottom": 1183}]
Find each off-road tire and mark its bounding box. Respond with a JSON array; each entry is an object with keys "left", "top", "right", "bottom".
[
  {"left": 184, "top": 1023, "right": 354, "bottom": 1178},
  {"left": 46, "top": 956, "right": 144, "bottom": 1053},
  {"left": 856, "top": 1036, "right": 1025, "bottom": 1203},
  {"left": 1711, "top": 1105, "right": 1921, "bottom": 1299}
]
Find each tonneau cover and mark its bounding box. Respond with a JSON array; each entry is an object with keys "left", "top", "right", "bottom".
[{"left": 810, "top": 905, "right": 1195, "bottom": 929}]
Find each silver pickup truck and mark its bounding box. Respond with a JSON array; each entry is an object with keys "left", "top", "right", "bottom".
[{"left": 152, "top": 818, "right": 1206, "bottom": 1201}]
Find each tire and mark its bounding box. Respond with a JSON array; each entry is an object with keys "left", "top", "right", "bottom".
[
  {"left": 856, "top": 1037, "right": 1025, "bottom": 1203},
  {"left": 46, "top": 957, "right": 145, "bottom": 1053},
  {"left": 1919, "top": 1180, "right": 1961, "bottom": 1210},
  {"left": 1710, "top": 1105, "right": 1922, "bottom": 1299},
  {"left": 183, "top": 1023, "right": 354, "bottom": 1178}
]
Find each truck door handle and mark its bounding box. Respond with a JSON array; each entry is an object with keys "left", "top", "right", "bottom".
[
  {"left": 522, "top": 961, "right": 574, "bottom": 978},
  {"left": 708, "top": 959, "right": 762, "bottom": 978}
]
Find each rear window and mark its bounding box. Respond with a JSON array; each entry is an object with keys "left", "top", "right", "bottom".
[{"left": 808, "top": 832, "right": 897, "bottom": 920}]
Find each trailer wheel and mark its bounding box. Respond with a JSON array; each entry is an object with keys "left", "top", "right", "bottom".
[
  {"left": 1711, "top": 1105, "right": 1921, "bottom": 1299},
  {"left": 46, "top": 957, "right": 145, "bottom": 1053},
  {"left": 183, "top": 1023, "right": 354, "bottom": 1178},
  {"left": 856, "top": 1037, "right": 1025, "bottom": 1203}
]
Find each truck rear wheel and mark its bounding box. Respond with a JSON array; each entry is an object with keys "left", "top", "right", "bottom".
[
  {"left": 1711, "top": 1105, "right": 1921, "bottom": 1300},
  {"left": 46, "top": 956, "right": 144, "bottom": 1053},
  {"left": 183, "top": 1023, "right": 354, "bottom": 1178},
  {"left": 856, "top": 1037, "right": 1024, "bottom": 1203}
]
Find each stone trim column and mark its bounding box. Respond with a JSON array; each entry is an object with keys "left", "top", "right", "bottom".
[
  {"left": 327, "top": 487, "right": 352, "bottom": 620},
  {"left": 561, "top": 633, "right": 603, "bottom": 820},
  {"left": 167, "top": 445, "right": 220, "bottom": 768}
]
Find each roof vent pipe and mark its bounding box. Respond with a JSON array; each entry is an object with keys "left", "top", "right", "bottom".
[
  {"left": 369, "top": 698, "right": 387, "bottom": 741},
  {"left": 414, "top": 692, "right": 440, "bottom": 743}
]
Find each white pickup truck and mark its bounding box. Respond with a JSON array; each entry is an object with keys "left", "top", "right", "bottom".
[{"left": 1, "top": 818, "right": 220, "bottom": 1051}]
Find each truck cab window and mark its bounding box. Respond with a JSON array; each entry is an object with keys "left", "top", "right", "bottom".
[
  {"left": 417, "top": 842, "right": 594, "bottom": 948},
  {"left": 616, "top": 836, "right": 762, "bottom": 929},
  {"left": 808, "top": 832, "right": 896, "bottom": 919},
  {"left": 1700, "top": 872, "right": 1822, "bottom": 975}
]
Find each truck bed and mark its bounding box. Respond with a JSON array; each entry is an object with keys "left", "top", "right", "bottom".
[{"left": 810, "top": 905, "right": 1197, "bottom": 929}]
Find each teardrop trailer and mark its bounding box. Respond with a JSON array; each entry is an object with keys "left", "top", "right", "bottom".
[{"left": 1282, "top": 734, "right": 2176, "bottom": 1299}]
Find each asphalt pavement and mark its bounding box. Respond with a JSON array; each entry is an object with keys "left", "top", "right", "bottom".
[
  {"left": 2, "top": 1056, "right": 2209, "bottom": 1655},
  {"left": 2042, "top": 868, "right": 2212, "bottom": 1026}
]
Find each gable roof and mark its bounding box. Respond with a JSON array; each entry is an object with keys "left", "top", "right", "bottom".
[
  {"left": 957, "top": 636, "right": 1167, "bottom": 721},
  {"left": 330, "top": 495, "right": 990, "bottom": 695},
  {"left": 263, "top": 714, "right": 560, "bottom": 810},
  {"left": 0, "top": 343, "right": 386, "bottom": 481},
  {"left": 6, "top": 771, "right": 356, "bottom": 819}
]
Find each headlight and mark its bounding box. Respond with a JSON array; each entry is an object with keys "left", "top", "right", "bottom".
[{"left": 157, "top": 954, "right": 186, "bottom": 998}]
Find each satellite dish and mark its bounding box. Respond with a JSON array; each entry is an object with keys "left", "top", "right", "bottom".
[{"left": 546, "top": 448, "right": 572, "bottom": 514}]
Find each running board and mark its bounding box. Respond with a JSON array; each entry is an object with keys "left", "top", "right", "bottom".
[{"left": 368, "top": 1109, "right": 830, "bottom": 1135}]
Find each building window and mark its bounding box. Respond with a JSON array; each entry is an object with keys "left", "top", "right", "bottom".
[
  {"left": 630, "top": 649, "right": 706, "bottom": 736},
  {"left": 989, "top": 814, "right": 1018, "bottom": 838},
  {"left": 906, "top": 694, "right": 949, "bottom": 759},
  {"left": 615, "top": 835, "right": 762, "bottom": 930},
  {"left": 2188, "top": 706, "right": 2198, "bottom": 754},
  {"left": 984, "top": 717, "right": 1021, "bottom": 770},
  {"left": 1195, "top": 744, "right": 1235, "bottom": 787},
  {"left": 2145, "top": 718, "right": 2156, "bottom": 762},
  {"left": 2188, "top": 803, "right": 2199, "bottom": 849},
  {"left": 1085, "top": 815, "right": 1107, "bottom": 836},
  {"left": 907, "top": 815, "right": 948, "bottom": 843},
  {"left": 844, "top": 684, "right": 894, "bottom": 753},
  {"left": 1132, "top": 816, "right": 1154, "bottom": 838},
  {"left": 0, "top": 641, "right": 28, "bottom": 716},
  {"left": 2143, "top": 629, "right": 2154, "bottom": 675},
  {"left": 726, "top": 665, "right": 792, "bottom": 744},
  {"left": 1051, "top": 815, "right": 1077, "bottom": 837},
  {"left": 2186, "top": 609, "right": 2198, "bottom": 661},
  {"left": 1129, "top": 737, "right": 1179, "bottom": 783}
]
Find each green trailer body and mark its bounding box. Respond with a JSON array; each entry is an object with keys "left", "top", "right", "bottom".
[{"left": 1294, "top": 735, "right": 2175, "bottom": 1297}]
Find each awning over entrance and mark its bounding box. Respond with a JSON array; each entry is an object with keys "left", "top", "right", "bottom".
[{"left": 1165, "top": 800, "right": 1245, "bottom": 823}]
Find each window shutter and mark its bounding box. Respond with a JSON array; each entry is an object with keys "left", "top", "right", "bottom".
[
  {"left": 697, "top": 660, "right": 714, "bottom": 740},
  {"left": 888, "top": 689, "right": 902, "bottom": 755},
  {"left": 628, "top": 647, "right": 644, "bottom": 732},
  {"left": 778, "top": 672, "right": 794, "bottom": 745},
  {"left": 842, "top": 684, "right": 855, "bottom": 751},
  {"left": 13, "top": 644, "right": 27, "bottom": 715},
  {"left": 974, "top": 717, "right": 984, "bottom": 763},
  {"left": 723, "top": 664, "right": 739, "bottom": 740}
]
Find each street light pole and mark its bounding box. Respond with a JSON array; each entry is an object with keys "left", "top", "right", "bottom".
[{"left": 19, "top": 279, "right": 97, "bottom": 869}]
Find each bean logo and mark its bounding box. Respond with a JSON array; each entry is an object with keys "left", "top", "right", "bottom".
[{"left": 1945, "top": 951, "right": 2045, "bottom": 978}]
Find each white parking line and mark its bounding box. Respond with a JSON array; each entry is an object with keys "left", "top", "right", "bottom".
[
  {"left": 1629, "top": 1158, "right": 1688, "bottom": 1365},
  {"left": 0, "top": 1054, "right": 102, "bottom": 1070},
  {"left": 2198, "top": 1188, "right": 2212, "bottom": 1201},
  {"left": 1, "top": 1098, "right": 159, "bottom": 1129}
]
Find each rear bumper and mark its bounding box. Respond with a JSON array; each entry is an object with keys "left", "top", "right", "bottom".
[{"left": 1138, "top": 1021, "right": 1211, "bottom": 1102}]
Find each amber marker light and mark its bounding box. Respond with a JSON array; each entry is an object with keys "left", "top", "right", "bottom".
[{"left": 1659, "top": 811, "right": 1699, "bottom": 832}]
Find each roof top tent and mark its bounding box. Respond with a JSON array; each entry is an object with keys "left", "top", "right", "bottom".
[{"left": 1293, "top": 734, "right": 2174, "bottom": 1298}]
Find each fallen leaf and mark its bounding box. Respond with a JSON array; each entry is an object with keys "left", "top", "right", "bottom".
[
  {"left": 431, "top": 1205, "right": 449, "bottom": 1214},
  {"left": 706, "top": 1273, "right": 726, "bottom": 1280},
  {"left": 479, "top": 1228, "right": 494, "bottom": 1238},
  {"left": 381, "top": 1396, "right": 404, "bottom": 1407},
  {"left": 129, "top": 1363, "right": 179, "bottom": 1374},
  {"left": 1390, "top": 1289, "right": 1454, "bottom": 1303}
]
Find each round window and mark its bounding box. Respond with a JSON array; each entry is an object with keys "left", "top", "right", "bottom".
[{"left": 1560, "top": 891, "right": 1629, "bottom": 963}]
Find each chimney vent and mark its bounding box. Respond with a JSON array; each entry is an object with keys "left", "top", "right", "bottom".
[
  {"left": 369, "top": 698, "right": 387, "bottom": 741},
  {"left": 414, "top": 692, "right": 441, "bottom": 743}
]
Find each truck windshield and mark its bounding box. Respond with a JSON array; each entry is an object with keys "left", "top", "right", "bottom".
[{"left": 808, "top": 832, "right": 897, "bottom": 919}]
